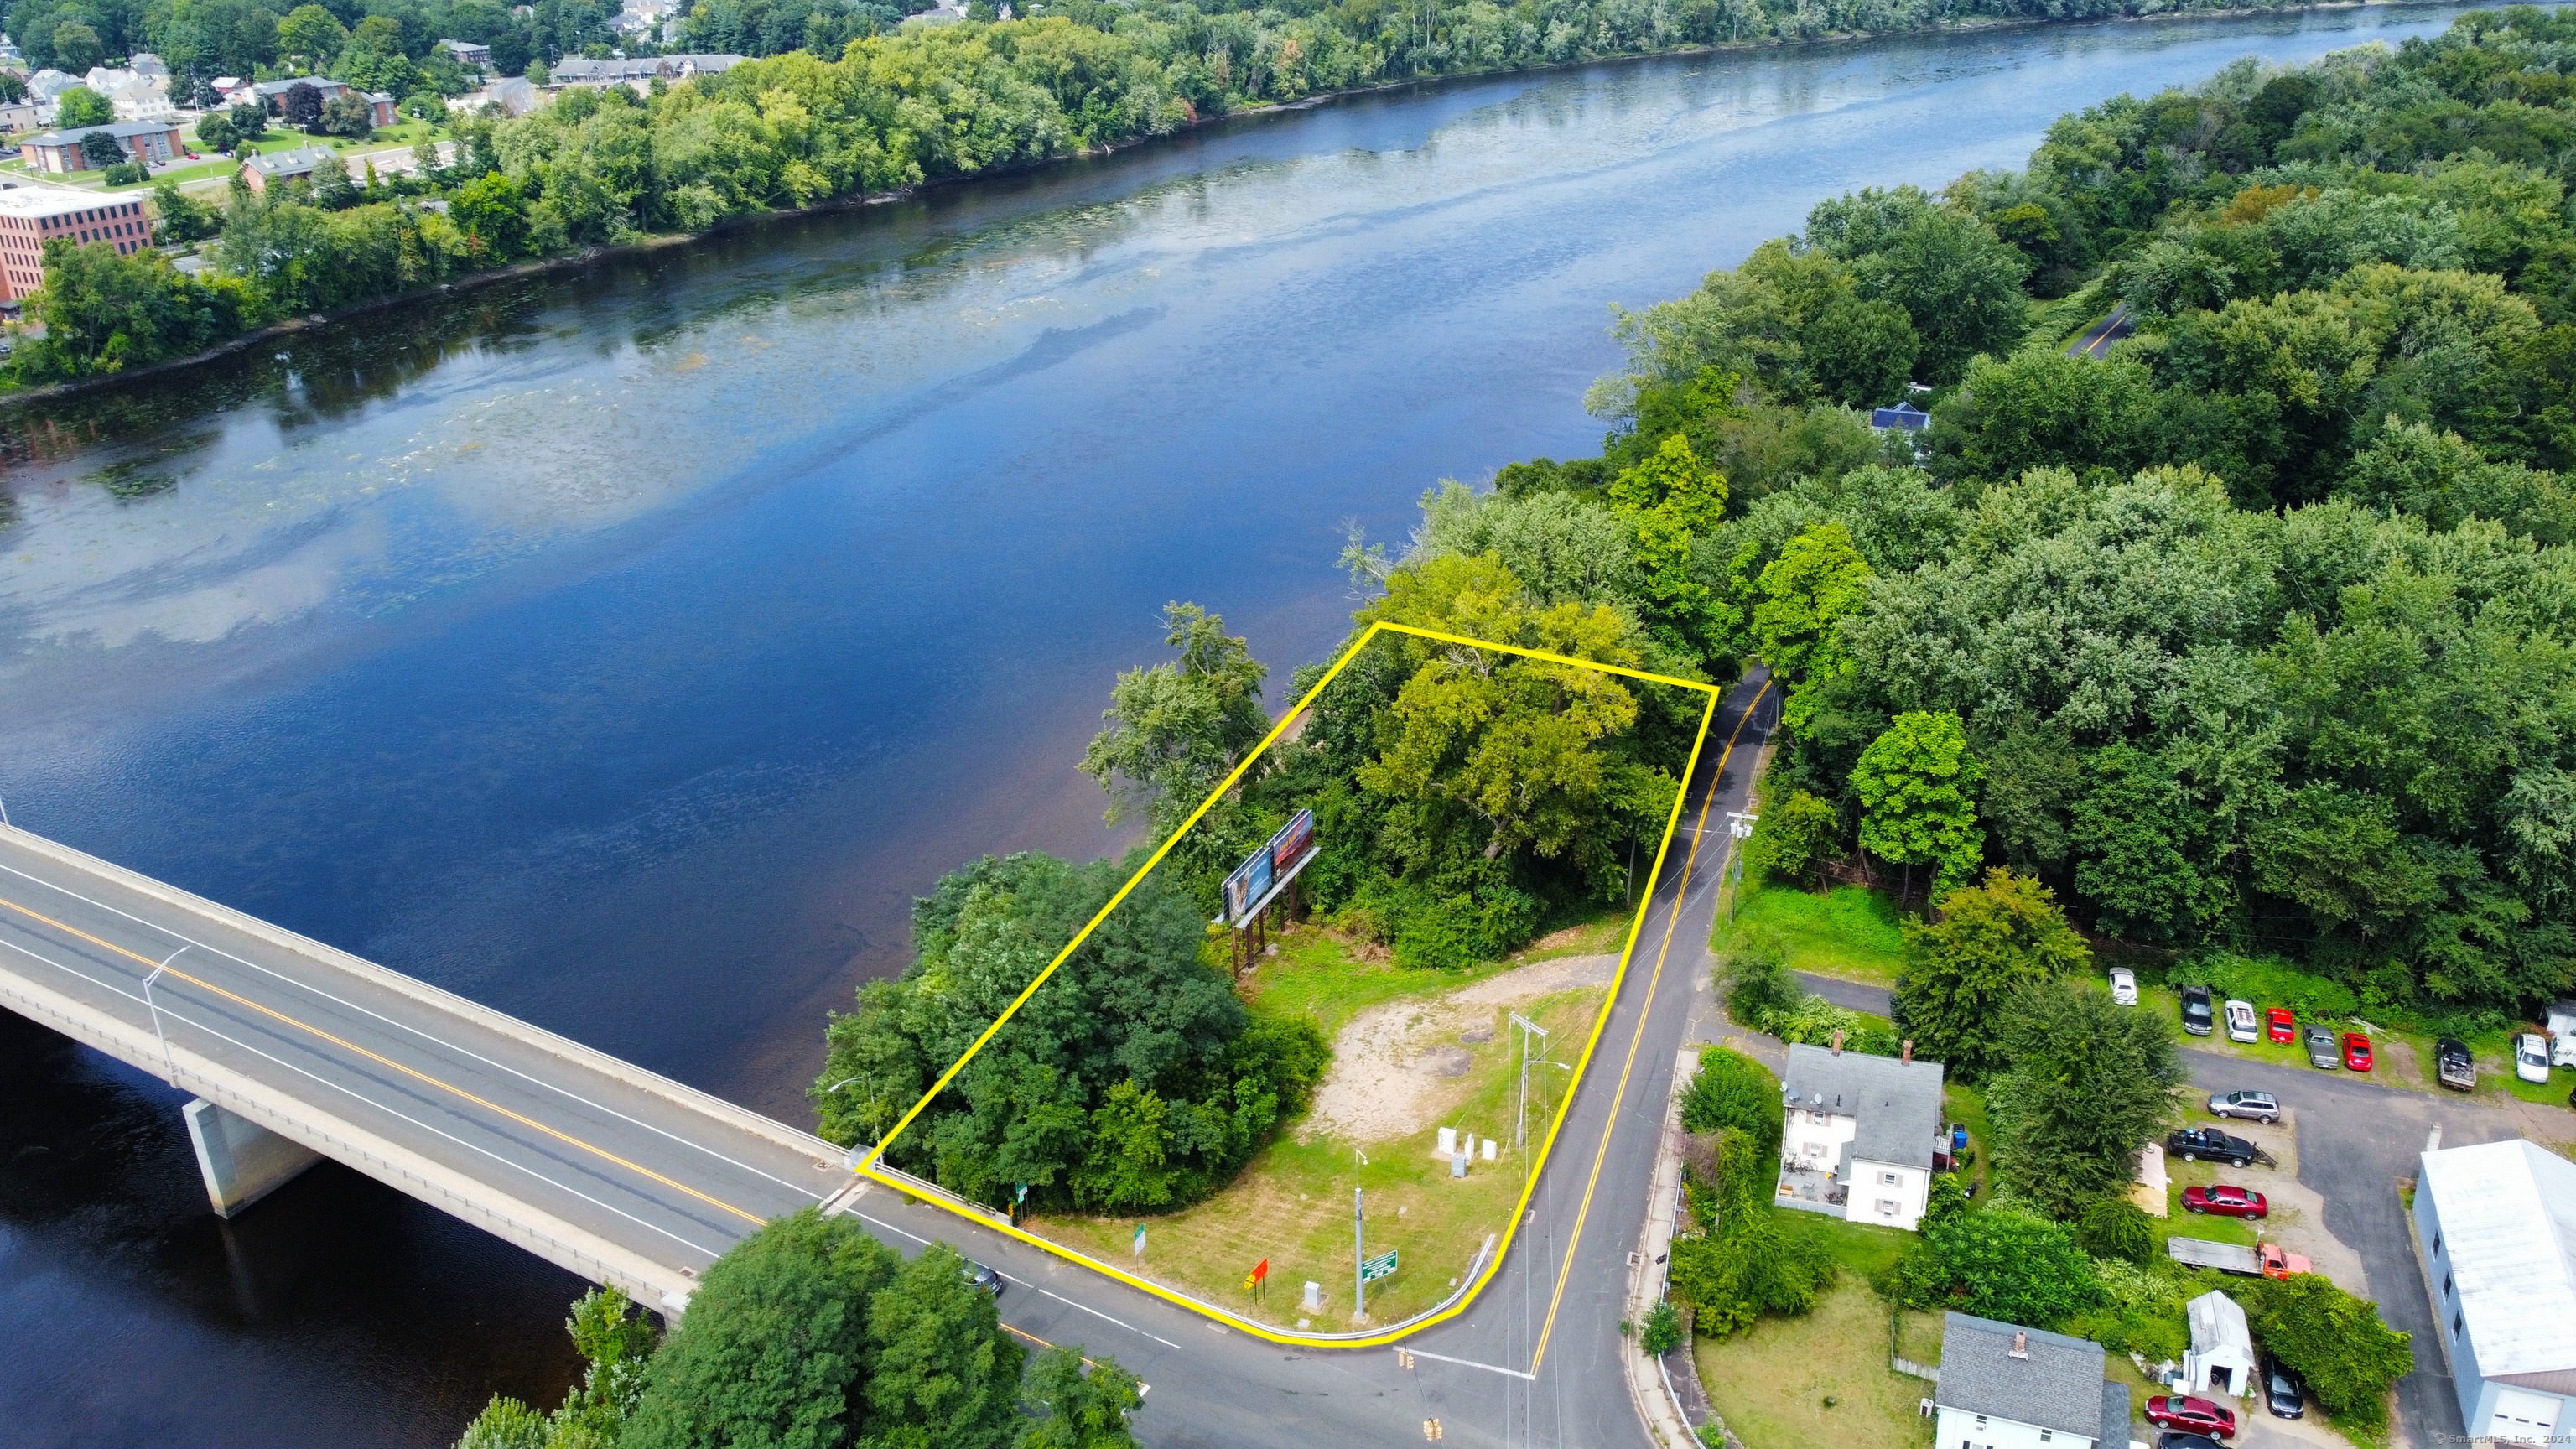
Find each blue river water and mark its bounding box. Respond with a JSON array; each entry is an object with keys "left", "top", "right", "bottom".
[{"left": 0, "top": 6, "right": 2477, "bottom": 1443}]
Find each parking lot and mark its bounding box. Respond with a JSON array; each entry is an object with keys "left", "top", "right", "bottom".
[{"left": 1786, "top": 970, "right": 2576, "bottom": 1447}]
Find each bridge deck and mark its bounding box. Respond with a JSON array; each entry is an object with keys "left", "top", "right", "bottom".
[{"left": 0, "top": 824, "right": 849, "bottom": 1309}]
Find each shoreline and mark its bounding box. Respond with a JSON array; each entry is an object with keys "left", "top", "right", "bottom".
[{"left": 0, "top": 0, "right": 2444, "bottom": 413}]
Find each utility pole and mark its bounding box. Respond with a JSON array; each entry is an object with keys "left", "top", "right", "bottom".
[
  {"left": 1510, "top": 1011, "right": 1550, "bottom": 1155},
  {"left": 1354, "top": 1187, "right": 1365, "bottom": 1320},
  {"left": 1723, "top": 811, "right": 1758, "bottom": 922}
]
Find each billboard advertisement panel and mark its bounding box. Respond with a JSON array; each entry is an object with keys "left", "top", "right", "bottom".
[
  {"left": 1223, "top": 843, "right": 1272, "bottom": 927},
  {"left": 1223, "top": 808, "right": 1317, "bottom": 928},
  {"left": 1271, "top": 808, "right": 1314, "bottom": 874}
]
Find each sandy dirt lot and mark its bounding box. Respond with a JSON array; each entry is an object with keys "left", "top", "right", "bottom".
[{"left": 1304, "top": 953, "right": 1621, "bottom": 1141}]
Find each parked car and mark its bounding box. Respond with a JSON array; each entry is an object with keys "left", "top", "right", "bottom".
[
  {"left": 2303, "top": 1022, "right": 2340, "bottom": 1068},
  {"left": 2183, "top": 1184, "right": 2268, "bottom": 1219},
  {"left": 2261, "top": 1353, "right": 2308, "bottom": 1420},
  {"left": 2168, "top": 1126, "right": 2267, "bottom": 1167},
  {"left": 2180, "top": 984, "right": 2215, "bottom": 1036},
  {"left": 2224, "top": 999, "right": 2257, "bottom": 1042},
  {"left": 2436, "top": 1037, "right": 2475, "bottom": 1092},
  {"left": 962, "top": 1259, "right": 1003, "bottom": 1296},
  {"left": 2208, "top": 1090, "right": 2279, "bottom": 1124},
  {"left": 2146, "top": 1395, "right": 2240, "bottom": 1439},
  {"left": 2109, "top": 967, "right": 2137, "bottom": 1005},
  {"left": 2158, "top": 1435, "right": 2225, "bottom": 1449},
  {"left": 2265, "top": 1006, "right": 2294, "bottom": 1043},
  {"left": 2344, "top": 1032, "right": 2374, "bottom": 1072},
  {"left": 2516, "top": 1032, "right": 2553, "bottom": 1084}
]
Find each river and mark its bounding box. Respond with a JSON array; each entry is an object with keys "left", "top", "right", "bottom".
[{"left": 0, "top": 6, "right": 2479, "bottom": 1443}]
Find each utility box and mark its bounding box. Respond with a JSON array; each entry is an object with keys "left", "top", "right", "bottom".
[{"left": 1303, "top": 1281, "right": 1322, "bottom": 1311}]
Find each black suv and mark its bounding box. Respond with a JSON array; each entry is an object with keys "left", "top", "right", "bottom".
[
  {"left": 2168, "top": 1126, "right": 2262, "bottom": 1167},
  {"left": 2179, "top": 984, "right": 2215, "bottom": 1036},
  {"left": 2261, "top": 1353, "right": 2307, "bottom": 1420}
]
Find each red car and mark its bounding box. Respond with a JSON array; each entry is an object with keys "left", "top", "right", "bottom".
[
  {"left": 2147, "top": 1394, "right": 2240, "bottom": 1438},
  {"left": 2266, "top": 1007, "right": 2295, "bottom": 1043},
  {"left": 2344, "top": 1032, "right": 2374, "bottom": 1072},
  {"left": 2183, "top": 1184, "right": 2269, "bottom": 1219}
]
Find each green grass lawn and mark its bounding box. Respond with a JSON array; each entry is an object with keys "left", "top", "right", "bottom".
[
  {"left": 1696, "top": 1278, "right": 1933, "bottom": 1449},
  {"left": 1242, "top": 906, "right": 1629, "bottom": 1038},
  {"left": 1944, "top": 1082, "right": 1992, "bottom": 1200},
  {"left": 1716, "top": 875, "right": 1909, "bottom": 984},
  {"left": 1026, "top": 977, "right": 1602, "bottom": 1330},
  {"left": 1773, "top": 1206, "right": 1914, "bottom": 1281}
]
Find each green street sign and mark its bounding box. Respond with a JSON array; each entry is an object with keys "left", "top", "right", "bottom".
[{"left": 1360, "top": 1250, "right": 1398, "bottom": 1283}]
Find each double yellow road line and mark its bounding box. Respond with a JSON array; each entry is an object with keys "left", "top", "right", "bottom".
[
  {"left": 0, "top": 891, "right": 766, "bottom": 1228},
  {"left": 1528, "top": 678, "right": 1768, "bottom": 1374}
]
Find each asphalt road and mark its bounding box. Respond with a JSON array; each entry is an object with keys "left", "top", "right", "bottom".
[
  {"left": 839, "top": 670, "right": 1780, "bottom": 1449},
  {"left": 1779, "top": 959, "right": 2528, "bottom": 1447},
  {"left": 2179, "top": 1052, "right": 2523, "bottom": 1446},
  {"left": 0, "top": 826, "right": 849, "bottom": 1285},
  {"left": 0, "top": 670, "right": 1779, "bottom": 1449},
  {"left": 2067, "top": 302, "right": 2134, "bottom": 357}
]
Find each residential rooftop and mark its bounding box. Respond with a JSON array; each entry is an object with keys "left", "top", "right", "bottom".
[
  {"left": 1939, "top": 1312, "right": 2108, "bottom": 1440},
  {"left": 1780, "top": 1040, "right": 1945, "bottom": 1170}
]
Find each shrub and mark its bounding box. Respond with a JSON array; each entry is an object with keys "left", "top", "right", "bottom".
[
  {"left": 2169, "top": 952, "right": 2359, "bottom": 1023},
  {"left": 1669, "top": 1211, "right": 1836, "bottom": 1339},
  {"left": 1889, "top": 1206, "right": 2102, "bottom": 1327},
  {"left": 101, "top": 161, "right": 147, "bottom": 186},
  {"left": 1640, "top": 1299, "right": 1685, "bottom": 1355},
  {"left": 2074, "top": 1197, "right": 2157, "bottom": 1265},
  {"left": 1745, "top": 787, "right": 1840, "bottom": 887},
  {"left": 1722, "top": 932, "right": 1803, "bottom": 1024},
  {"left": 1680, "top": 1046, "right": 1785, "bottom": 1162},
  {"left": 2239, "top": 1274, "right": 2413, "bottom": 1433},
  {"left": 2062, "top": 1257, "right": 2190, "bottom": 1360}
]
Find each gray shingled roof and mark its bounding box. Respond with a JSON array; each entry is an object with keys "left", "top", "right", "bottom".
[
  {"left": 2100, "top": 1379, "right": 2131, "bottom": 1447},
  {"left": 1937, "top": 1313, "right": 2107, "bottom": 1439},
  {"left": 1780, "top": 1041, "right": 1945, "bottom": 1170}
]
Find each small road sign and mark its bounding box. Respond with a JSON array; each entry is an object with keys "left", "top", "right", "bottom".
[{"left": 1361, "top": 1249, "right": 1398, "bottom": 1283}]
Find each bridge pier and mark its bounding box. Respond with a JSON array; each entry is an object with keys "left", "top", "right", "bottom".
[{"left": 184, "top": 1098, "right": 321, "bottom": 1218}]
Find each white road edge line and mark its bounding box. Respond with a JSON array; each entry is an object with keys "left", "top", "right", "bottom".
[
  {"left": 0, "top": 853, "right": 828, "bottom": 1203},
  {"left": 0, "top": 932, "right": 735, "bottom": 1263},
  {"left": 1399, "top": 1346, "right": 1539, "bottom": 1381}
]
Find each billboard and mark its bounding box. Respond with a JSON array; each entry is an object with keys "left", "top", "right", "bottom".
[
  {"left": 1222, "top": 841, "right": 1273, "bottom": 927},
  {"left": 1223, "top": 808, "right": 1317, "bottom": 928}
]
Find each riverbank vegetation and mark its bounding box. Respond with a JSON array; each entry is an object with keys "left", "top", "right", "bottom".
[
  {"left": 813, "top": 598, "right": 1690, "bottom": 1219},
  {"left": 453, "top": 1211, "right": 1145, "bottom": 1449},
  {"left": 1407, "top": 9, "right": 2576, "bottom": 1021},
  {"left": 4, "top": 0, "right": 2407, "bottom": 390}
]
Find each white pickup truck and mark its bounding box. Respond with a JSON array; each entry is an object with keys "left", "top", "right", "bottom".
[{"left": 2549, "top": 1000, "right": 2576, "bottom": 1068}]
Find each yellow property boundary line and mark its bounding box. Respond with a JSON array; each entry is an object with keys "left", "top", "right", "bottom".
[{"left": 848, "top": 621, "right": 1731, "bottom": 1348}]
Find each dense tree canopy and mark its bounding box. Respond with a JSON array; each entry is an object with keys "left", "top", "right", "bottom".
[
  {"left": 813, "top": 851, "right": 1325, "bottom": 1213},
  {"left": 1986, "top": 979, "right": 2187, "bottom": 1213}
]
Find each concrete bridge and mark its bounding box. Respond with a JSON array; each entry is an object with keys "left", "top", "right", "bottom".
[{"left": 0, "top": 823, "right": 857, "bottom": 1318}]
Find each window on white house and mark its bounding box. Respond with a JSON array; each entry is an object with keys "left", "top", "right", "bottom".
[{"left": 1883, "top": 1172, "right": 1899, "bottom": 1185}]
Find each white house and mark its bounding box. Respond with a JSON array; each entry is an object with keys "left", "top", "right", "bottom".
[
  {"left": 1935, "top": 1314, "right": 2131, "bottom": 1449},
  {"left": 2184, "top": 1290, "right": 2257, "bottom": 1400},
  {"left": 1776, "top": 1039, "right": 1945, "bottom": 1231},
  {"left": 2414, "top": 1139, "right": 2576, "bottom": 1446}
]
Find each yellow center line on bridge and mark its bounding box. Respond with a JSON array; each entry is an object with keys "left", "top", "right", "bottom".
[
  {"left": 0, "top": 892, "right": 767, "bottom": 1230},
  {"left": 1528, "top": 678, "right": 1767, "bottom": 1375}
]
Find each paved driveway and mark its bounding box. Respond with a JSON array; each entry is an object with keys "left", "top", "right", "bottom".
[
  {"left": 1781, "top": 965, "right": 2546, "bottom": 1448},
  {"left": 2182, "top": 1054, "right": 2519, "bottom": 1448}
]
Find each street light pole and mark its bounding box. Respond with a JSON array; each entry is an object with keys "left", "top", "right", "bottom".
[
  {"left": 1353, "top": 1187, "right": 1365, "bottom": 1321},
  {"left": 823, "top": 1076, "right": 882, "bottom": 1168},
  {"left": 1723, "top": 811, "right": 1758, "bottom": 922},
  {"left": 142, "top": 946, "right": 186, "bottom": 1086}
]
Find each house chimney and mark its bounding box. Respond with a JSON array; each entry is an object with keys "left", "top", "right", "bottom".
[
  {"left": 1902, "top": 1038, "right": 1913, "bottom": 1064},
  {"left": 2010, "top": 1332, "right": 2029, "bottom": 1360},
  {"left": 1831, "top": 1028, "right": 1843, "bottom": 1056}
]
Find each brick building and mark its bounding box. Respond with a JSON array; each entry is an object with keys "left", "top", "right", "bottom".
[
  {"left": 0, "top": 187, "right": 154, "bottom": 301},
  {"left": 19, "top": 120, "right": 186, "bottom": 174}
]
